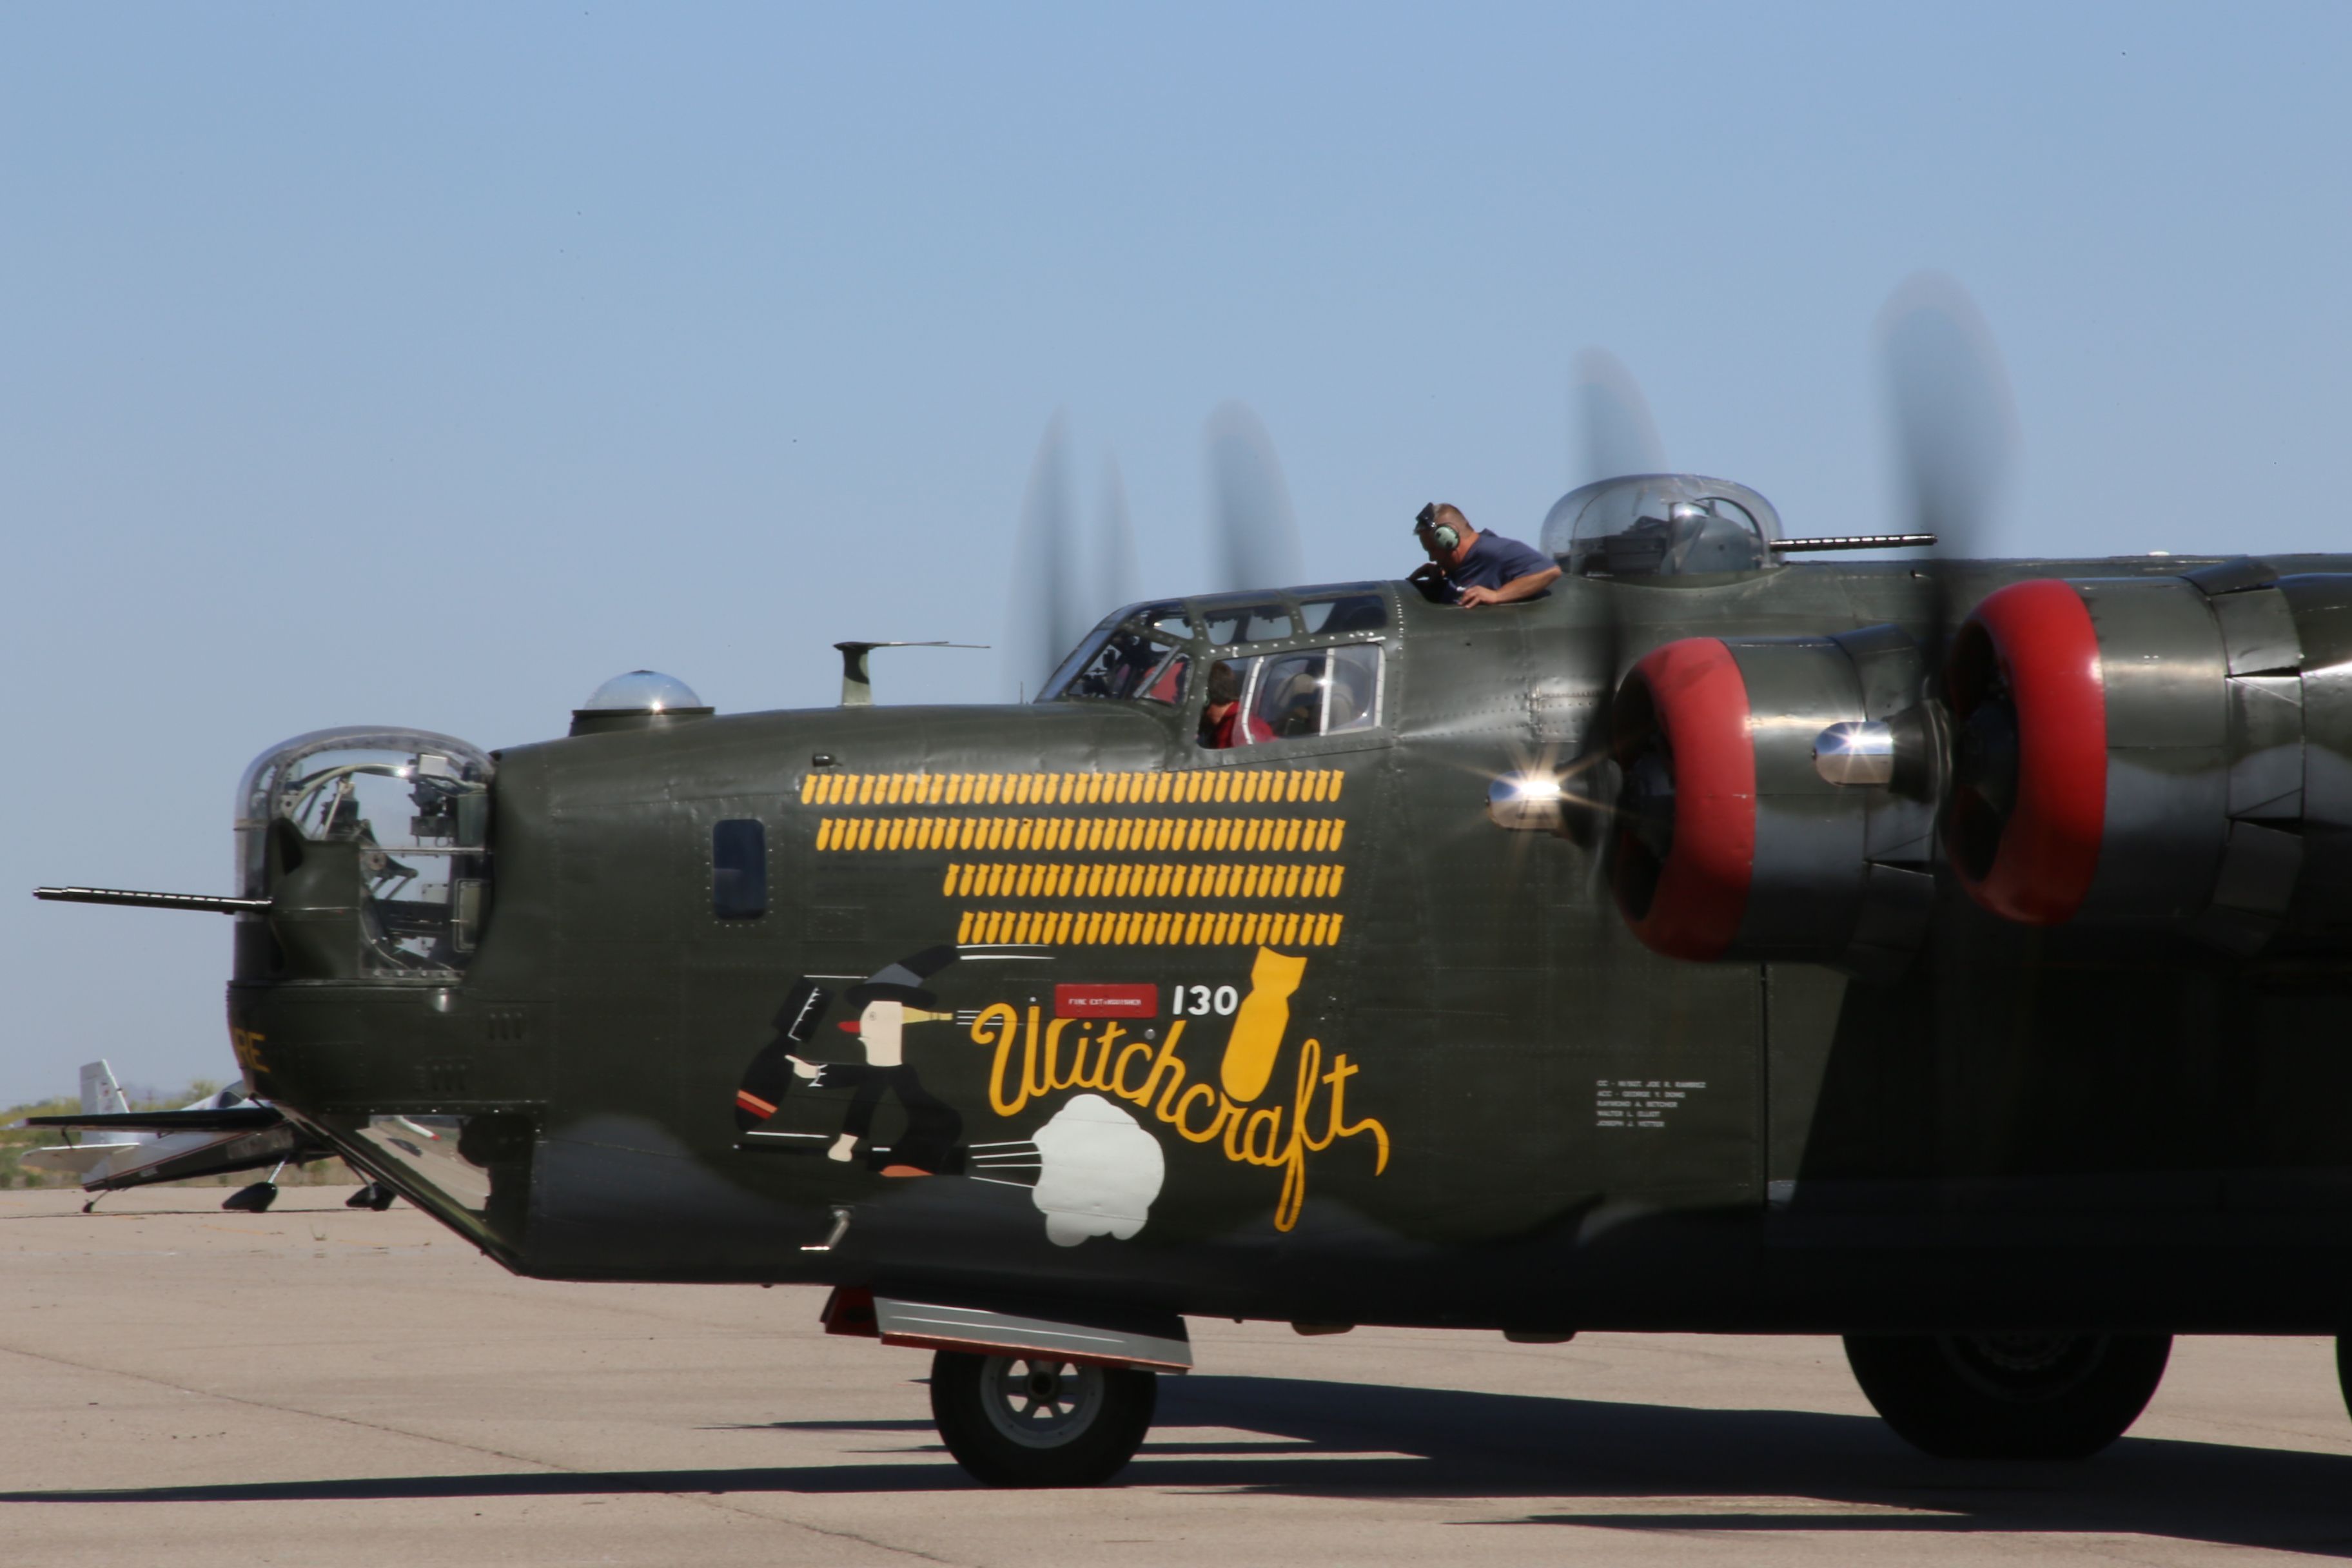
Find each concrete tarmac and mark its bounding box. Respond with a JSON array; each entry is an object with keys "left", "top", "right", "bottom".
[{"left": 2, "top": 1186, "right": 2349, "bottom": 1567}]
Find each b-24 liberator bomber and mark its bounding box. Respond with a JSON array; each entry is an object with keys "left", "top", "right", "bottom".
[{"left": 39, "top": 463, "right": 2352, "bottom": 1485}]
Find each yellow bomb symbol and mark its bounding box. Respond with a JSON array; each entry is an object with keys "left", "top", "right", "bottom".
[{"left": 1219, "top": 947, "right": 1308, "bottom": 1102}]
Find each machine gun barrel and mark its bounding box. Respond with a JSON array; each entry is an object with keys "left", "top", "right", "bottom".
[
  {"left": 33, "top": 887, "right": 271, "bottom": 914},
  {"left": 1772, "top": 533, "right": 1939, "bottom": 552}
]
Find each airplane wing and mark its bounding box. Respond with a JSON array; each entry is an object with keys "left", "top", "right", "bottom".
[
  {"left": 23, "top": 1102, "right": 330, "bottom": 1193},
  {"left": 24, "top": 1106, "right": 284, "bottom": 1134},
  {"left": 17, "top": 1141, "right": 141, "bottom": 1178},
  {"left": 71, "top": 1122, "right": 329, "bottom": 1193},
  {"left": 20, "top": 1066, "right": 344, "bottom": 1197}
]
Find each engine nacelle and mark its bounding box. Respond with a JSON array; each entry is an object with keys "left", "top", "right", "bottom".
[
  {"left": 1611, "top": 626, "right": 1937, "bottom": 972},
  {"left": 1946, "top": 566, "right": 2352, "bottom": 950}
]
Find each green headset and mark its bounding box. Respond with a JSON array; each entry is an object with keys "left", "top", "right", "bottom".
[{"left": 1415, "top": 502, "right": 1462, "bottom": 553}]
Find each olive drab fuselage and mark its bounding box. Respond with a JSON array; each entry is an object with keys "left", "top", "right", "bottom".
[{"left": 228, "top": 556, "right": 2352, "bottom": 1335}]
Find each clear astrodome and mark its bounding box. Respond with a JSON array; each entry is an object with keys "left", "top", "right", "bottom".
[{"left": 577, "top": 669, "right": 706, "bottom": 714}]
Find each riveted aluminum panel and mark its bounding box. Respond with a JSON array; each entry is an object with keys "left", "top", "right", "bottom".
[
  {"left": 2182, "top": 556, "right": 2280, "bottom": 596},
  {"left": 2079, "top": 578, "right": 2228, "bottom": 749},
  {"left": 2212, "top": 589, "right": 2303, "bottom": 675},
  {"left": 2090, "top": 754, "right": 2228, "bottom": 920},
  {"left": 2275, "top": 574, "right": 2352, "bottom": 668},
  {"left": 2226, "top": 675, "right": 2304, "bottom": 819},
  {"left": 1845, "top": 863, "right": 1935, "bottom": 977},
  {"left": 1741, "top": 799, "right": 1866, "bottom": 954},
  {"left": 2210, "top": 819, "right": 2303, "bottom": 919},
  {"left": 2300, "top": 661, "right": 2352, "bottom": 828}
]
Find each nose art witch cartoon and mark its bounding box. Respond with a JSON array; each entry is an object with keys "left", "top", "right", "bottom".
[{"left": 733, "top": 946, "right": 965, "bottom": 1177}]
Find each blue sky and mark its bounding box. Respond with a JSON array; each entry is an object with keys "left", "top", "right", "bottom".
[{"left": 5, "top": 3, "right": 2348, "bottom": 1103}]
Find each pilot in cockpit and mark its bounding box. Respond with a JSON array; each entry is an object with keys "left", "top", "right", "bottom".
[
  {"left": 1199, "top": 660, "right": 1274, "bottom": 749},
  {"left": 1408, "top": 502, "right": 1562, "bottom": 607}
]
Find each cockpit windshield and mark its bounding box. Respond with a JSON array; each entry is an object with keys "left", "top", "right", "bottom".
[
  {"left": 236, "top": 727, "right": 494, "bottom": 975},
  {"left": 1037, "top": 601, "right": 1194, "bottom": 705},
  {"left": 1037, "top": 588, "right": 1396, "bottom": 712},
  {"left": 1541, "top": 475, "right": 1783, "bottom": 578},
  {"left": 1048, "top": 631, "right": 1190, "bottom": 704}
]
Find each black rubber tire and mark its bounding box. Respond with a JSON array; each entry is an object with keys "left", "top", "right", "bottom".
[
  {"left": 221, "top": 1182, "right": 279, "bottom": 1213},
  {"left": 1843, "top": 1331, "right": 2171, "bottom": 1460},
  {"left": 2337, "top": 1336, "right": 2351, "bottom": 1426},
  {"left": 929, "top": 1349, "right": 1156, "bottom": 1487}
]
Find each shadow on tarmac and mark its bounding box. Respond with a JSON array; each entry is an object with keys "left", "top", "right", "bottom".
[{"left": 7, "top": 1376, "right": 2351, "bottom": 1554}]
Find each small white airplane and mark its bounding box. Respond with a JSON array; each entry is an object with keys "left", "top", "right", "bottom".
[{"left": 19, "top": 1060, "right": 394, "bottom": 1212}]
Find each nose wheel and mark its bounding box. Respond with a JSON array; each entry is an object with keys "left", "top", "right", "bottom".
[{"left": 928, "top": 1349, "right": 1156, "bottom": 1487}]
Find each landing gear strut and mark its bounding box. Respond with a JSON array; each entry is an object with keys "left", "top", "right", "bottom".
[
  {"left": 222, "top": 1160, "right": 288, "bottom": 1213},
  {"left": 1845, "top": 1332, "right": 2171, "bottom": 1459},
  {"left": 928, "top": 1349, "right": 1156, "bottom": 1487}
]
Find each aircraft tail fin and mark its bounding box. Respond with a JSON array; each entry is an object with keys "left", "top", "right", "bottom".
[{"left": 78, "top": 1061, "right": 130, "bottom": 1118}]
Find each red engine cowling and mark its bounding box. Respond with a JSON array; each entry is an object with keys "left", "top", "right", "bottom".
[
  {"left": 1611, "top": 638, "right": 1754, "bottom": 960},
  {"left": 1946, "top": 568, "right": 2352, "bottom": 948},
  {"left": 1611, "top": 629, "right": 1936, "bottom": 971},
  {"left": 1942, "top": 579, "right": 2114, "bottom": 924}
]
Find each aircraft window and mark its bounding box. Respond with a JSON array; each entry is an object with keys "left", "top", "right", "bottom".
[
  {"left": 1036, "top": 627, "right": 1112, "bottom": 701},
  {"left": 1200, "top": 645, "right": 1384, "bottom": 747},
  {"left": 234, "top": 727, "right": 495, "bottom": 975},
  {"left": 1123, "top": 602, "right": 1195, "bottom": 640},
  {"left": 712, "top": 819, "right": 767, "bottom": 919},
  {"left": 1041, "top": 630, "right": 1186, "bottom": 702},
  {"left": 1203, "top": 604, "right": 1295, "bottom": 645},
  {"left": 1544, "top": 475, "right": 1784, "bottom": 578},
  {"left": 1326, "top": 643, "right": 1382, "bottom": 734},
  {"left": 1299, "top": 594, "right": 1386, "bottom": 634},
  {"left": 1139, "top": 649, "right": 1191, "bottom": 705},
  {"left": 1252, "top": 652, "right": 1328, "bottom": 739}
]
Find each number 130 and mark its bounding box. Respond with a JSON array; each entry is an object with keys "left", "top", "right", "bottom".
[{"left": 1172, "top": 985, "right": 1239, "bottom": 1017}]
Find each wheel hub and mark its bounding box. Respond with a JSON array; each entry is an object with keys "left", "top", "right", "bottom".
[
  {"left": 979, "top": 1357, "right": 1107, "bottom": 1449},
  {"left": 1939, "top": 1331, "right": 2104, "bottom": 1402}
]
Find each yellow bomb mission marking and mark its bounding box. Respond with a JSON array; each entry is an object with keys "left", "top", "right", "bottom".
[{"left": 968, "top": 947, "right": 1388, "bottom": 1232}]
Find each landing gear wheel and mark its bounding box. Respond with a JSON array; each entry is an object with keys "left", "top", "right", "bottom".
[
  {"left": 1844, "top": 1332, "right": 2171, "bottom": 1459},
  {"left": 928, "top": 1349, "right": 1155, "bottom": 1487},
  {"left": 347, "top": 1182, "right": 397, "bottom": 1210},
  {"left": 221, "top": 1182, "right": 279, "bottom": 1213}
]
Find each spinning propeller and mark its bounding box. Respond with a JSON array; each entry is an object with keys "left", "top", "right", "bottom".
[
  {"left": 1562, "top": 275, "right": 2021, "bottom": 929},
  {"left": 1573, "top": 347, "right": 1669, "bottom": 488},
  {"left": 1874, "top": 273, "right": 2021, "bottom": 868},
  {"left": 1003, "top": 402, "right": 1308, "bottom": 701}
]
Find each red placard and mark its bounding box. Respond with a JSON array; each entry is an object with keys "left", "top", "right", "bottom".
[{"left": 1054, "top": 983, "right": 1159, "bottom": 1018}]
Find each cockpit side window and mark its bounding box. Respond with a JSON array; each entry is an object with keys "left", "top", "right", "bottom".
[
  {"left": 1140, "top": 649, "right": 1190, "bottom": 703},
  {"left": 1199, "top": 644, "right": 1385, "bottom": 749},
  {"left": 1251, "top": 652, "right": 1326, "bottom": 739},
  {"left": 1324, "top": 643, "right": 1382, "bottom": 733}
]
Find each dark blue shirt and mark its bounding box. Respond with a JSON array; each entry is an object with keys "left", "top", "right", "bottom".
[{"left": 1438, "top": 531, "right": 1556, "bottom": 603}]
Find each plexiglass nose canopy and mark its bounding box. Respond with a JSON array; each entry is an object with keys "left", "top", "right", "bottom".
[
  {"left": 236, "top": 726, "right": 494, "bottom": 976},
  {"left": 1542, "top": 475, "right": 1783, "bottom": 578}
]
